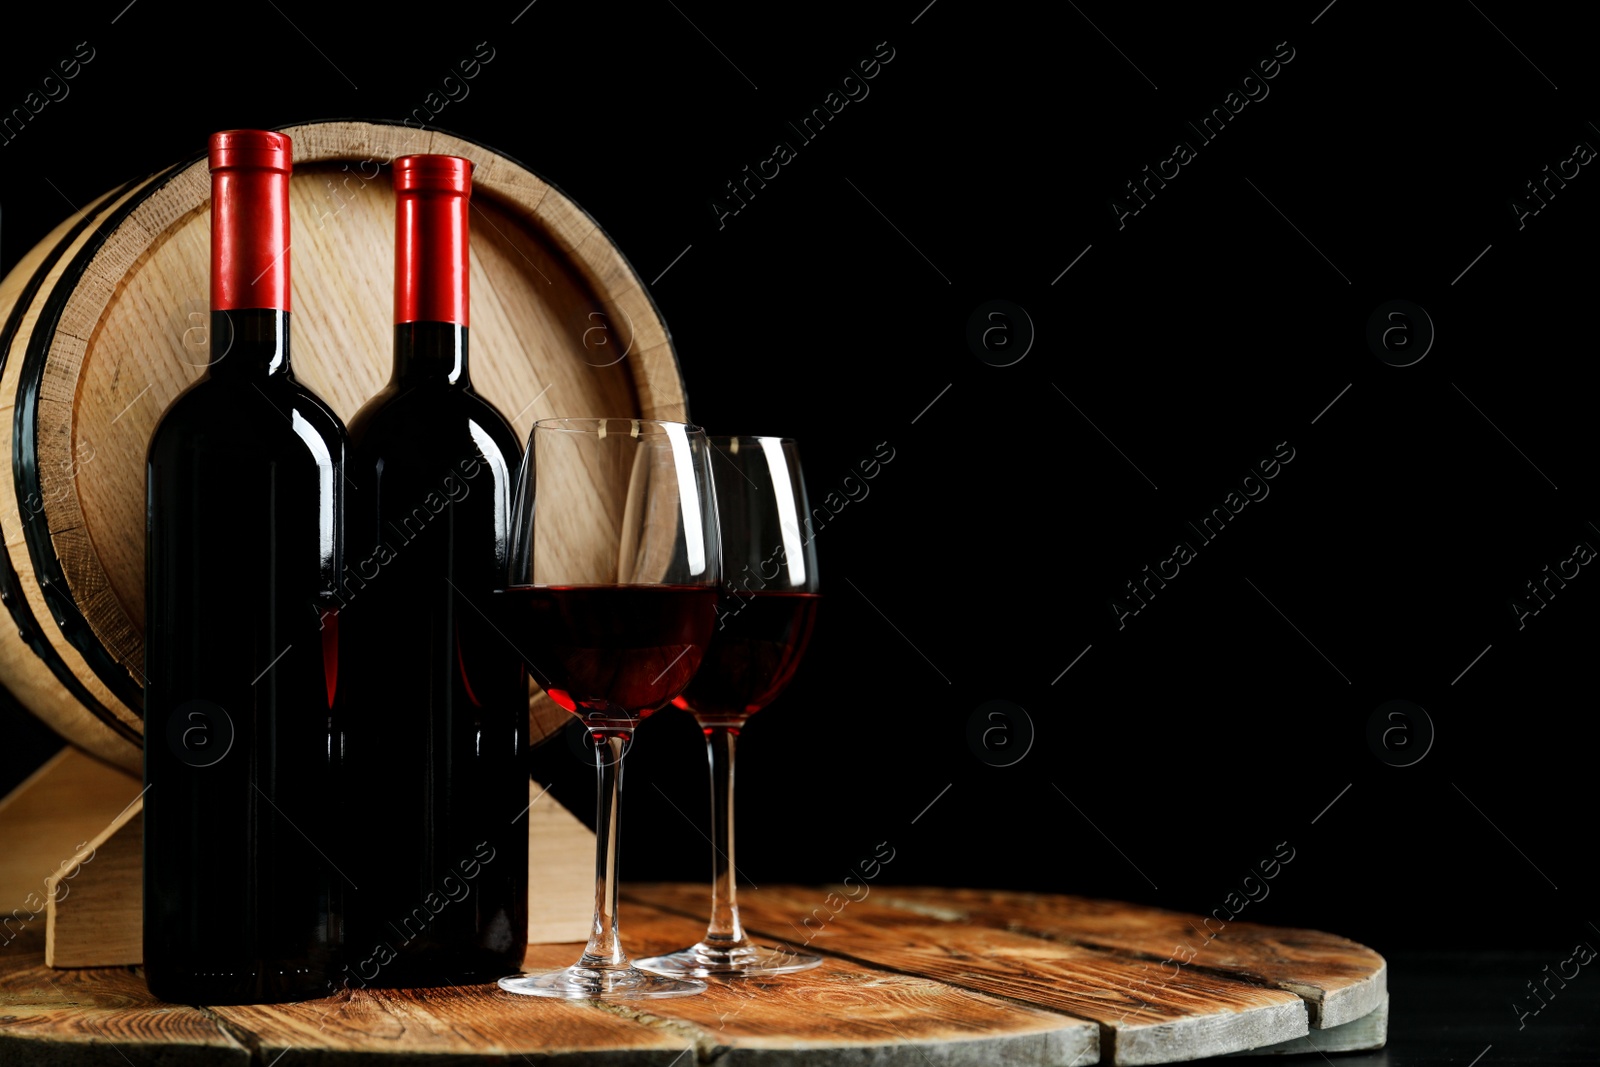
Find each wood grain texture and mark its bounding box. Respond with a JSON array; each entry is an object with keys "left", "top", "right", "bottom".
[
  {"left": 40, "top": 777, "right": 598, "bottom": 967},
  {"left": 208, "top": 971, "right": 683, "bottom": 1066},
  {"left": 0, "top": 120, "right": 686, "bottom": 776},
  {"left": 633, "top": 884, "right": 1309, "bottom": 1066},
  {"left": 1230, "top": 993, "right": 1388, "bottom": 1056},
  {"left": 0, "top": 748, "right": 139, "bottom": 953},
  {"left": 4, "top": 903, "right": 1099, "bottom": 1067},
  {"left": 875, "top": 886, "right": 1388, "bottom": 1028},
  {"left": 44, "top": 799, "right": 141, "bottom": 969},
  {"left": 0, "top": 190, "right": 132, "bottom": 776},
  {"left": 0, "top": 885, "right": 1391, "bottom": 1065},
  {"left": 599, "top": 902, "right": 1100, "bottom": 1066},
  {"left": 0, "top": 180, "right": 150, "bottom": 771},
  {"left": 0, "top": 928, "right": 248, "bottom": 1065},
  {"left": 214, "top": 922, "right": 1094, "bottom": 1067},
  {"left": 525, "top": 782, "right": 599, "bottom": 945}
]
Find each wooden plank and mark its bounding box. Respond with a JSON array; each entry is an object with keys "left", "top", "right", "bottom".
[
  {"left": 617, "top": 902, "right": 1100, "bottom": 1065},
  {"left": 209, "top": 954, "right": 685, "bottom": 1065},
  {"left": 526, "top": 782, "right": 597, "bottom": 944},
  {"left": 1230, "top": 993, "right": 1388, "bottom": 1056},
  {"left": 0, "top": 929, "right": 248, "bottom": 1065},
  {"left": 2, "top": 885, "right": 1389, "bottom": 1064},
  {"left": 632, "top": 884, "right": 1308, "bottom": 1066},
  {"left": 8, "top": 903, "right": 1097, "bottom": 1065},
  {"left": 875, "top": 887, "right": 1387, "bottom": 1028},
  {"left": 0, "top": 748, "right": 141, "bottom": 955},
  {"left": 45, "top": 800, "right": 140, "bottom": 968},
  {"left": 41, "top": 778, "right": 596, "bottom": 968}
]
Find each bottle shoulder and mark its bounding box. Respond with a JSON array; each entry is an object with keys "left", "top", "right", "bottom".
[
  {"left": 349, "top": 382, "right": 522, "bottom": 463},
  {"left": 282, "top": 374, "right": 351, "bottom": 444},
  {"left": 148, "top": 375, "right": 349, "bottom": 460}
]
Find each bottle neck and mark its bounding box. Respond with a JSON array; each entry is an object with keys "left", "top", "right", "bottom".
[
  {"left": 207, "top": 309, "right": 290, "bottom": 378},
  {"left": 392, "top": 322, "right": 470, "bottom": 386},
  {"left": 395, "top": 188, "right": 469, "bottom": 327},
  {"left": 211, "top": 166, "right": 290, "bottom": 313}
]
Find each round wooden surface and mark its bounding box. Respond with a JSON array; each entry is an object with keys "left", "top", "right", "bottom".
[
  {"left": 0, "top": 120, "right": 684, "bottom": 774},
  {"left": 0, "top": 885, "right": 1387, "bottom": 1065}
]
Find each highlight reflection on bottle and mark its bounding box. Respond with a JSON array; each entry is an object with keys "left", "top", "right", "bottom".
[
  {"left": 340, "top": 154, "right": 528, "bottom": 985},
  {"left": 143, "top": 129, "right": 348, "bottom": 1004}
]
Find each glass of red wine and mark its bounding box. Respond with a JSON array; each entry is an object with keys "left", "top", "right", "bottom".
[
  {"left": 637, "top": 436, "right": 822, "bottom": 978},
  {"left": 496, "top": 418, "right": 721, "bottom": 1000}
]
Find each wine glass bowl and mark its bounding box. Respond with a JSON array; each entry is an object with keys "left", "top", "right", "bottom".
[
  {"left": 502, "top": 584, "right": 717, "bottom": 729},
  {"left": 637, "top": 436, "right": 823, "bottom": 979},
  {"left": 496, "top": 418, "right": 720, "bottom": 1000}
]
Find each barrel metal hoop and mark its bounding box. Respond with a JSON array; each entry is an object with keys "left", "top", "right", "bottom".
[{"left": 12, "top": 164, "right": 193, "bottom": 727}]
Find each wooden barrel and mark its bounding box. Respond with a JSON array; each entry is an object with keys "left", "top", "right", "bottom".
[{"left": 0, "top": 120, "right": 686, "bottom": 775}]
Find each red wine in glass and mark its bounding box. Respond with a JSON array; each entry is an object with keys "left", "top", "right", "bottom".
[
  {"left": 671, "top": 591, "right": 818, "bottom": 724},
  {"left": 638, "top": 436, "right": 824, "bottom": 979},
  {"left": 496, "top": 418, "right": 722, "bottom": 1001},
  {"left": 503, "top": 584, "right": 718, "bottom": 728}
]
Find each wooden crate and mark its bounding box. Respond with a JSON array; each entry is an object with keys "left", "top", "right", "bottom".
[{"left": 0, "top": 748, "right": 595, "bottom": 968}]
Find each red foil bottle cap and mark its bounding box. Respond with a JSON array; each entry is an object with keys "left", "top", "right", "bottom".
[
  {"left": 209, "top": 129, "right": 292, "bottom": 312},
  {"left": 393, "top": 154, "right": 473, "bottom": 194},
  {"left": 394, "top": 154, "right": 472, "bottom": 326},
  {"left": 208, "top": 129, "right": 293, "bottom": 173}
]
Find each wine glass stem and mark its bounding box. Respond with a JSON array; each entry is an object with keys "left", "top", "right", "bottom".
[
  {"left": 705, "top": 725, "right": 747, "bottom": 947},
  {"left": 583, "top": 732, "right": 629, "bottom": 967}
]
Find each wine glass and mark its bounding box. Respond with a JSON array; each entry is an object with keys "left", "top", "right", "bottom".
[
  {"left": 637, "top": 436, "right": 822, "bottom": 978},
  {"left": 496, "top": 418, "right": 721, "bottom": 1000}
]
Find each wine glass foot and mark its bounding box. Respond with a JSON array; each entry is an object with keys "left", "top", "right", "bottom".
[
  {"left": 636, "top": 942, "right": 823, "bottom": 977},
  {"left": 498, "top": 963, "right": 706, "bottom": 999}
]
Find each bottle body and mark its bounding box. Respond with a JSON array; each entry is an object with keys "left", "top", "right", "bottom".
[
  {"left": 340, "top": 155, "right": 527, "bottom": 987},
  {"left": 342, "top": 328, "right": 527, "bottom": 984},
  {"left": 144, "top": 312, "right": 348, "bottom": 1004},
  {"left": 143, "top": 131, "right": 348, "bottom": 1004}
]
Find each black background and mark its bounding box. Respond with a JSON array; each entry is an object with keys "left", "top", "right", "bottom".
[{"left": 1, "top": 0, "right": 1596, "bottom": 972}]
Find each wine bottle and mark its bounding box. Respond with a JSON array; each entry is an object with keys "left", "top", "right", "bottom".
[
  {"left": 340, "top": 154, "right": 527, "bottom": 986},
  {"left": 144, "top": 129, "right": 348, "bottom": 1004}
]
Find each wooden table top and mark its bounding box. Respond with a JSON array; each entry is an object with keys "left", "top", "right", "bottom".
[{"left": 0, "top": 884, "right": 1387, "bottom": 1066}]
